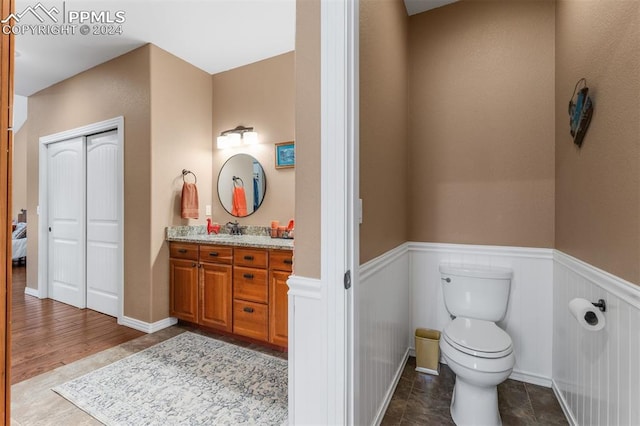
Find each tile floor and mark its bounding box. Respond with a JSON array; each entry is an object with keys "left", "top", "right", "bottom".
[
  {"left": 382, "top": 357, "right": 568, "bottom": 426},
  {"left": 11, "top": 325, "right": 286, "bottom": 425}
]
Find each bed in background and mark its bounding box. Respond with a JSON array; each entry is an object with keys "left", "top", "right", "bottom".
[{"left": 12, "top": 209, "right": 27, "bottom": 265}]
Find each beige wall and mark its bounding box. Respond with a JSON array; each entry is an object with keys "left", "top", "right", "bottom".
[
  {"left": 408, "top": 1, "right": 556, "bottom": 248},
  {"left": 555, "top": 0, "right": 640, "bottom": 284},
  {"left": 211, "top": 52, "right": 295, "bottom": 227},
  {"left": 12, "top": 123, "right": 27, "bottom": 220},
  {"left": 294, "top": 0, "right": 321, "bottom": 278},
  {"left": 359, "top": 0, "right": 409, "bottom": 264},
  {"left": 27, "top": 46, "right": 153, "bottom": 320},
  {"left": 149, "top": 45, "right": 214, "bottom": 322}
]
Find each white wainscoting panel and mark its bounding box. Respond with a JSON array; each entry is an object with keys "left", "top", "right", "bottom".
[
  {"left": 408, "top": 243, "right": 554, "bottom": 386},
  {"left": 553, "top": 251, "right": 640, "bottom": 426},
  {"left": 356, "top": 244, "right": 410, "bottom": 426},
  {"left": 287, "top": 275, "right": 327, "bottom": 425}
]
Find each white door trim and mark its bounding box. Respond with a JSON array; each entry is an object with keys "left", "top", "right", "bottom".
[
  {"left": 321, "top": 0, "right": 359, "bottom": 423},
  {"left": 38, "top": 117, "right": 124, "bottom": 323}
]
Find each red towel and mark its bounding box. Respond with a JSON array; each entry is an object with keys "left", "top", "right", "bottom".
[
  {"left": 181, "top": 182, "right": 199, "bottom": 219},
  {"left": 232, "top": 187, "right": 248, "bottom": 217}
]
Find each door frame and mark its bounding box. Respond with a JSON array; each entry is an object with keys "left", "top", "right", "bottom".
[
  {"left": 321, "top": 0, "right": 359, "bottom": 423},
  {"left": 0, "top": 0, "right": 13, "bottom": 419},
  {"left": 38, "top": 117, "right": 124, "bottom": 321}
]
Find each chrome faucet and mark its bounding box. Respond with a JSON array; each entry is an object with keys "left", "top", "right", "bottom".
[{"left": 226, "top": 221, "right": 242, "bottom": 235}]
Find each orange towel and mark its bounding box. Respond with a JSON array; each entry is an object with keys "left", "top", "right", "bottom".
[
  {"left": 181, "top": 182, "right": 199, "bottom": 219},
  {"left": 232, "top": 186, "right": 248, "bottom": 217}
]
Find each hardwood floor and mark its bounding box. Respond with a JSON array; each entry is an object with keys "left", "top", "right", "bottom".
[{"left": 10, "top": 265, "right": 145, "bottom": 384}]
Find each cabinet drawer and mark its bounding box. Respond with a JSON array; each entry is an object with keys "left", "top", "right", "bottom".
[
  {"left": 170, "top": 243, "right": 198, "bottom": 261},
  {"left": 234, "top": 267, "right": 268, "bottom": 303},
  {"left": 233, "top": 300, "right": 268, "bottom": 341},
  {"left": 269, "top": 250, "right": 293, "bottom": 272},
  {"left": 199, "top": 245, "right": 233, "bottom": 264},
  {"left": 234, "top": 248, "right": 268, "bottom": 268}
]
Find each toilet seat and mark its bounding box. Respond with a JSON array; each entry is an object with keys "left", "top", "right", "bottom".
[{"left": 443, "top": 317, "right": 513, "bottom": 359}]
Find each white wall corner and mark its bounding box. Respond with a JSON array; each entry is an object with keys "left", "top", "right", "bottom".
[
  {"left": 286, "top": 275, "right": 327, "bottom": 425},
  {"left": 118, "top": 316, "right": 177, "bottom": 334},
  {"left": 24, "top": 287, "right": 40, "bottom": 298}
]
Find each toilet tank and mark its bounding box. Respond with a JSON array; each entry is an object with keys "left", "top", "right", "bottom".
[{"left": 439, "top": 263, "right": 513, "bottom": 322}]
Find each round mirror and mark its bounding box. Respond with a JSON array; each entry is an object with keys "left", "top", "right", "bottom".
[{"left": 217, "top": 154, "right": 267, "bottom": 217}]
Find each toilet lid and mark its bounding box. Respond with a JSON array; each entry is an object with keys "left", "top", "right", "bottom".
[{"left": 443, "top": 318, "right": 513, "bottom": 359}]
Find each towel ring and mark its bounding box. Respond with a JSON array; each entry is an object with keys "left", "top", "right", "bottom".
[
  {"left": 182, "top": 169, "right": 197, "bottom": 184},
  {"left": 232, "top": 176, "right": 244, "bottom": 187}
]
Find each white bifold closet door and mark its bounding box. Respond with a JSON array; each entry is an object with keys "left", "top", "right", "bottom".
[
  {"left": 86, "top": 130, "right": 120, "bottom": 317},
  {"left": 48, "top": 137, "right": 86, "bottom": 309},
  {"left": 47, "top": 130, "right": 120, "bottom": 317}
]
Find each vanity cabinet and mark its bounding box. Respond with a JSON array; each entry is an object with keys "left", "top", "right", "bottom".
[
  {"left": 233, "top": 248, "right": 270, "bottom": 341},
  {"left": 169, "top": 244, "right": 199, "bottom": 323},
  {"left": 269, "top": 250, "right": 292, "bottom": 347},
  {"left": 169, "top": 241, "right": 290, "bottom": 348},
  {"left": 198, "top": 245, "right": 233, "bottom": 332},
  {"left": 169, "top": 243, "right": 232, "bottom": 332}
]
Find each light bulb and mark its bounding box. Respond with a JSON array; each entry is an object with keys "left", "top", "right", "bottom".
[{"left": 243, "top": 131, "right": 258, "bottom": 145}]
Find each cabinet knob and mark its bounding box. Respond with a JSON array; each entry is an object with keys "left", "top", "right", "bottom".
[
  {"left": 284, "top": 259, "right": 293, "bottom": 265},
  {"left": 178, "top": 249, "right": 188, "bottom": 254},
  {"left": 209, "top": 252, "right": 219, "bottom": 257},
  {"left": 192, "top": 263, "right": 197, "bottom": 267},
  {"left": 243, "top": 273, "right": 254, "bottom": 279},
  {"left": 244, "top": 255, "right": 254, "bottom": 261},
  {"left": 243, "top": 307, "right": 254, "bottom": 313}
]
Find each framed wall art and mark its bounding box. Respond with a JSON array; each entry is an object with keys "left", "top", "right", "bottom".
[{"left": 275, "top": 141, "right": 295, "bottom": 169}]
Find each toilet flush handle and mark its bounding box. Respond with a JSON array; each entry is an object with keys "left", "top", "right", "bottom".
[{"left": 442, "top": 277, "right": 451, "bottom": 283}]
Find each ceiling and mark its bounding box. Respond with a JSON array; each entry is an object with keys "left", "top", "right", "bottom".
[
  {"left": 12, "top": 0, "right": 456, "bottom": 97},
  {"left": 13, "top": 0, "right": 296, "bottom": 96},
  {"left": 404, "top": 0, "right": 458, "bottom": 16}
]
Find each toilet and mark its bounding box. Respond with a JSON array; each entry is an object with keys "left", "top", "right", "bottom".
[{"left": 438, "top": 263, "right": 515, "bottom": 426}]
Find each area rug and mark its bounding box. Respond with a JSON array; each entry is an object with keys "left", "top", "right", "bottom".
[{"left": 52, "top": 332, "right": 288, "bottom": 425}]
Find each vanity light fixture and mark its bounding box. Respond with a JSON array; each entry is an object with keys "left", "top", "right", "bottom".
[{"left": 216, "top": 125, "right": 259, "bottom": 149}]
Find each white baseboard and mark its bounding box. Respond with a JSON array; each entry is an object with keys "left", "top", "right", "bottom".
[
  {"left": 24, "top": 287, "right": 40, "bottom": 298},
  {"left": 373, "top": 347, "right": 410, "bottom": 426},
  {"left": 509, "top": 370, "right": 552, "bottom": 388},
  {"left": 552, "top": 379, "right": 577, "bottom": 426},
  {"left": 118, "top": 316, "right": 178, "bottom": 333}
]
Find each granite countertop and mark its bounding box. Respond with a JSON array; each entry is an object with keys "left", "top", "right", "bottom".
[{"left": 166, "top": 225, "right": 293, "bottom": 251}]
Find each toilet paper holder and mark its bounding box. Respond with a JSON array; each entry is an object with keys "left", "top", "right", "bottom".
[{"left": 592, "top": 299, "right": 606, "bottom": 312}]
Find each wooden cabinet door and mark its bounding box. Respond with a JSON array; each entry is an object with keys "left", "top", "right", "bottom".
[
  {"left": 269, "top": 270, "right": 290, "bottom": 347},
  {"left": 199, "top": 263, "right": 232, "bottom": 332},
  {"left": 169, "top": 259, "right": 198, "bottom": 323}
]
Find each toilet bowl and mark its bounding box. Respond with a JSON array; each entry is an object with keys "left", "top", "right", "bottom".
[
  {"left": 440, "top": 317, "right": 515, "bottom": 426},
  {"left": 438, "top": 264, "right": 515, "bottom": 426}
]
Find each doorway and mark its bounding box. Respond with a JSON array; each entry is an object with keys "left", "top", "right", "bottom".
[{"left": 38, "top": 118, "right": 124, "bottom": 320}]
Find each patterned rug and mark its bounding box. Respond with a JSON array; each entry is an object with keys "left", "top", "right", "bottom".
[{"left": 53, "top": 332, "right": 288, "bottom": 425}]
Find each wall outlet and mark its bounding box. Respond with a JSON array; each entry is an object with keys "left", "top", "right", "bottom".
[{"left": 205, "top": 205, "right": 212, "bottom": 216}]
